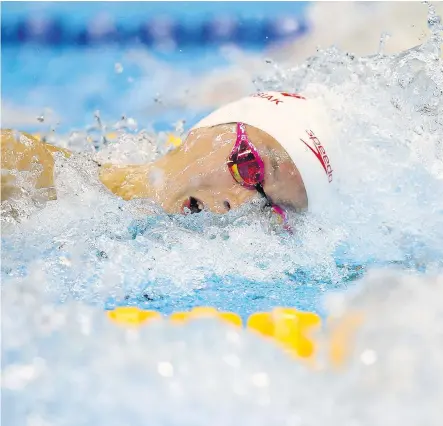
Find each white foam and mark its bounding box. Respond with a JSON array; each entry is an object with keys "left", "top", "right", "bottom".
[{"left": 2, "top": 4, "right": 443, "bottom": 425}]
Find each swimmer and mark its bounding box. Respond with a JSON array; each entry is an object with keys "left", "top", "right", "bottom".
[{"left": 1, "top": 91, "right": 338, "bottom": 228}]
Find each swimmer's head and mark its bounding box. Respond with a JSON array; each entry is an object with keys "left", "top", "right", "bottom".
[
  {"left": 146, "top": 122, "right": 308, "bottom": 217},
  {"left": 101, "top": 92, "right": 338, "bottom": 222},
  {"left": 146, "top": 92, "right": 338, "bottom": 219}
]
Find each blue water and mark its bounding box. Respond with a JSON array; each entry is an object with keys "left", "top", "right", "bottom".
[
  {"left": 1, "top": 45, "right": 233, "bottom": 131},
  {"left": 1, "top": 1, "right": 308, "bottom": 133},
  {"left": 1, "top": 1, "right": 308, "bottom": 24},
  {"left": 1, "top": 207, "right": 365, "bottom": 319},
  {"left": 3, "top": 3, "right": 443, "bottom": 425},
  {"left": 1, "top": 2, "right": 333, "bottom": 323},
  {"left": 3, "top": 0, "right": 443, "bottom": 316}
]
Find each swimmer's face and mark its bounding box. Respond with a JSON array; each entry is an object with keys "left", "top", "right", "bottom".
[{"left": 148, "top": 124, "right": 308, "bottom": 215}]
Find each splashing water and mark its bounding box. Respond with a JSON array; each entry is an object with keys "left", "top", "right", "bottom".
[
  {"left": 318, "top": 269, "right": 443, "bottom": 426},
  {"left": 2, "top": 4, "right": 443, "bottom": 425}
]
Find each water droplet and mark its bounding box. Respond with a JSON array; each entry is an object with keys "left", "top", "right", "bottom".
[{"left": 158, "top": 362, "right": 174, "bottom": 377}]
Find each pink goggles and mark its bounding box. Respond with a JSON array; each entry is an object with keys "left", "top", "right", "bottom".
[{"left": 226, "top": 123, "right": 291, "bottom": 231}]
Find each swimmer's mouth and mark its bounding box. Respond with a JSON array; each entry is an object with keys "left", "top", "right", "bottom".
[{"left": 182, "top": 196, "right": 204, "bottom": 214}]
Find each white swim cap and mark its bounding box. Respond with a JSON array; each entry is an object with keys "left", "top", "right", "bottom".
[{"left": 191, "top": 91, "right": 339, "bottom": 213}]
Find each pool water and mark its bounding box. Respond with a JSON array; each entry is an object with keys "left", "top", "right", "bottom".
[
  {"left": 1, "top": 1, "right": 308, "bottom": 133},
  {"left": 2, "top": 3, "right": 443, "bottom": 426}
]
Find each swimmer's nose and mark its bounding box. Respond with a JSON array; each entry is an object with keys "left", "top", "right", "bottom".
[
  {"left": 181, "top": 197, "right": 234, "bottom": 214},
  {"left": 211, "top": 189, "right": 256, "bottom": 214},
  {"left": 180, "top": 188, "right": 256, "bottom": 215}
]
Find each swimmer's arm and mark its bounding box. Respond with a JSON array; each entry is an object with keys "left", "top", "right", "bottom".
[
  {"left": 97, "top": 141, "right": 190, "bottom": 202},
  {"left": 1, "top": 128, "right": 154, "bottom": 202},
  {"left": 41, "top": 141, "right": 72, "bottom": 158},
  {"left": 98, "top": 164, "right": 152, "bottom": 201},
  {"left": 0, "top": 129, "right": 71, "bottom": 201}
]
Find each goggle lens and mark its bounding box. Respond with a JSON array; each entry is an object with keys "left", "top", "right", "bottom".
[{"left": 227, "top": 123, "right": 291, "bottom": 232}]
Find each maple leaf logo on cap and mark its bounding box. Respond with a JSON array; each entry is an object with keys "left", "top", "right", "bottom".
[{"left": 281, "top": 92, "right": 306, "bottom": 100}]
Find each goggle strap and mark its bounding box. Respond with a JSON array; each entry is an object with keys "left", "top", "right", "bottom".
[{"left": 255, "top": 183, "right": 273, "bottom": 207}]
